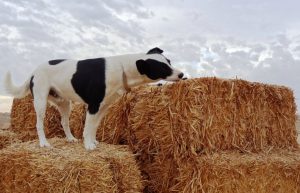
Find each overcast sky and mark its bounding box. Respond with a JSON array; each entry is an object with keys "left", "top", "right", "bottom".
[{"left": 0, "top": 0, "right": 300, "bottom": 112}]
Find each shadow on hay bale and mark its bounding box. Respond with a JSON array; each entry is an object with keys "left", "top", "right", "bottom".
[
  {"left": 10, "top": 77, "right": 299, "bottom": 192},
  {"left": 0, "top": 138, "right": 143, "bottom": 193}
]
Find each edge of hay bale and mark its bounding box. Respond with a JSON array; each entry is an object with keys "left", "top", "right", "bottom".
[{"left": 0, "top": 138, "right": 143, "bottom": 193}]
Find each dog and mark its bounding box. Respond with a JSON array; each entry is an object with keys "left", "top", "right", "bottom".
[{"left": 4, "top": 47, "right": 185, "bottom": 150}]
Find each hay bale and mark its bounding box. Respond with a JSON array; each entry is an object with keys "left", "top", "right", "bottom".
[
  {"left": 99, "top": 78, "right": 297, "bottom": 153},
  {"left": 11, "top": 95, "right": 64, "bottom": 141},
  {"left": 10, "top": 96, "right": 87, "bottom": 141},
  {"left": 0, "top": 129, "right": 20, "bottom": 149},
  {"left": 69, "top": 103, "right": 86, "bottom": 139},
  {"left": 97, "top": 78, "right": 298, "bottom": 191},
  {"left": 0, "top": 138, "right": 143, "bottom": 193},
  {"left": 171, "top": 150, "right": 300, "bottom": 193}
]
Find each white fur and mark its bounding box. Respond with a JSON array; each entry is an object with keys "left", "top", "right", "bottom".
[{"left": 4, "top": 52, "right": 183, "bottom": 150}]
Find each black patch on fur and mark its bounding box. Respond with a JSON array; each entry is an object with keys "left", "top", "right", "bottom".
[
  {"left": 147, "top": 47, "right": 164, "bottom": 54},
  {"left": 29, "top": 76, "right": 34, "bottom": 97},
  {"left": 49, "top": 88, "right": 59, "bottom": 98},
  {"left": 48, "top": 59, "right": 65, "bottom": 65},
  {"left": 71, "top": 58, "right": 106, "bottom": 114},
  {"left": 136, "top": 59, "right": 173, "bottom": 80}
]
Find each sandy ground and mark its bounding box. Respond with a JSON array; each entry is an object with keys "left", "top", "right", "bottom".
[
  {"left": 0, "top": 113, "right": 10, "bottom": 129},
  {"left": 297, "top": 115, "right": 300, "bottom": 144},
  {"left": 0, "top": 113, "right": 299, "bottom": 143}
]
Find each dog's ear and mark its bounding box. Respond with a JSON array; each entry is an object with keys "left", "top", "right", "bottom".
[
  {"left": 147, "top": 47, "right": 164, "bottom": 54},
  {"left": 136, "top": 59, "right": 148, "bottom": 75}
]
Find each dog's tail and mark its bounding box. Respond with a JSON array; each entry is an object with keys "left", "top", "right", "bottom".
[{"left": 4, "top": 72, "right": 31, "bottom": 99}]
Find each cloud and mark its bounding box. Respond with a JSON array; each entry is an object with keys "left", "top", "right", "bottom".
[
  {"left": 194, "top": 35, "right": 300, "bottom": 109},
  {"left": 0, "top": 0, "right": 151, "bottom": 86}
]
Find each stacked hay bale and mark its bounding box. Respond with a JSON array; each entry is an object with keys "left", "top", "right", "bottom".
[
  {"left": 97, "top": 78, "right": 299, "bottom": 192},
  {"left": 9, "top": 77, "right": 299, "bottom": 192},
  {"left": 0, "top": 138, "right": 143, "bottom": 193},
  {"left": 10, "top": 95, "right": 63, "bottom": 141},
  {"left": 11, "top": 95, "right": 86, "bottom": 141}
]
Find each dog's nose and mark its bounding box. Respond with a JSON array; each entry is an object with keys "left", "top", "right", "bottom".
[{"left": 178, "top": 73, "right": 184, "bottom": 79}]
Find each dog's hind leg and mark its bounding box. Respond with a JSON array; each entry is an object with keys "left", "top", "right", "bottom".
[
  {"left": 33, "top": 91, "right": 51, "bottom": 147},
  {"left": 48, "top": 97, "right": 78, "bottom": 142},
  {"left": 57, "top": 100, "right": 78, "bottom": 142}
]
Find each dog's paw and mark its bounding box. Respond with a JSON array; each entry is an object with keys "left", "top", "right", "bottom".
[
  {"left": 94, "top": 140, "right": 99, "bottom": 145},
  {"left": 84, "top": 141, "right": 97, "bottom": 150},
  {"left": 39, "top": 140, "right": 51, "bottom": 148},
  {"left": 66, "top": 136, "right": 78, "bottom": 143}
]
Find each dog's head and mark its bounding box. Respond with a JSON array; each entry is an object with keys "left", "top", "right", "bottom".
[{"left": 136, "top": 47, "right": 185, "bottom": 81}]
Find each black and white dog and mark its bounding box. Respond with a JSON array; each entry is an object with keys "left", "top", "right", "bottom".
[{"left": 4, "top": 47, "right": 185, "bottom": 150}]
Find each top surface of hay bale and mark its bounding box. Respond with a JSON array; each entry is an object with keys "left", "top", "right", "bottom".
[
  {"left": 0, "top": 129, "right": 20, "bottom": 149},
  {"left": 0, "top": 138, "right": 143, "bottom": 193}
]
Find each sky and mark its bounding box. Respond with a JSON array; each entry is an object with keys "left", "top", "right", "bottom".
[{"left": 0, "top": 0, "right": 300, "bottom": 112}]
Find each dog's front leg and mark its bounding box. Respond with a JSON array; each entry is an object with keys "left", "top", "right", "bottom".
[
  {"left": 83, "top": 103, "right": 110, "bottom": 150},
  {"left": 83, "top": 110, "right": 101, "bottom": 150}
]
